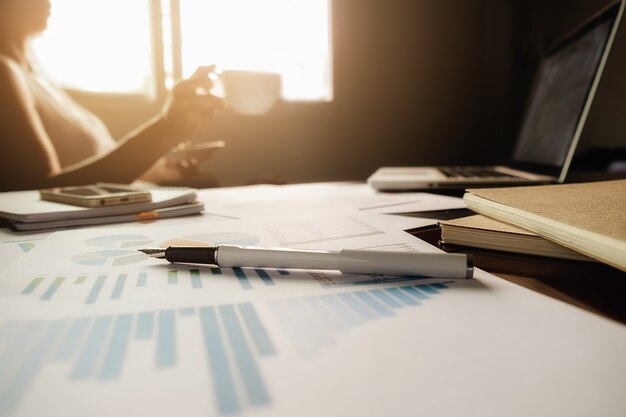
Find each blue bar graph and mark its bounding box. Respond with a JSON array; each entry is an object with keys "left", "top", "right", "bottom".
[
  {"left": 0, "top": 321, "right": 46, "bottom": 390},
  {"left": 401, "top": 285, "right": 429, "bottom": 300},
  {"left": 0, "top": 303, "right": 276, "bottom": 416},
  {"left": 0, "top": 320, "right": 67, "bottom": 416},
  {"left": 156, "top": 310, "right": 176, "bottom": 368},
  {"left": 110, "top": 274, "right": 127, "bottom": 300},
  {"left": 233, "top": 268, "right": 252, "bottom": 290},
  {"left": 337, "top": 293, "right": 377, "bottom": 321},
  {"left": 254, "top": 269, "right": 275, "bottom": 286},
  {"left": 40, "top": 277, "right": 65, "bottom": 301},
  {"left": 237, "top": 303, "right": 277, "bottom": 357},
  {"left": 303, "top": 296, "right": 347, "bottom": 333},
  {"left": 269, "top": 283, "right": 452, "bottom": 357},
  {"left": 219, "top": 305, "right": 270, "bottom": 407},
  {"left": 190, "top": 269, "right": 202, "bottom": 288},
  {"left": 387, "top": 287, "right": 421, "bottom": 305},
  {"left": 85, "top": 275, "right": 107, "bottom": 305},
  {"left": 21, "top": 278, "right": 44, "bottom": 295},
  {"left": 135, "top": 312, "right": 154, "bottom": 340},
  {"left": 71, "top": 316, "right": 113, "bottom": 379},
  {"left": 199, "top": 306, "right": 240, "bottom": 415},
  {"left": 99, "top": 314, "right": 133, "bottom": 380},
  {"left": 353, "top": 291, "right": 395, "bottom": 317},
  {"left": 368, "top": 289, "right": 404, "bottom": 309},
  {"left": 52, "top": 318, "right": 91, "bottom": 362},
  {"left": 0, "top": 321, "right": 19, "bottom": 344},
  {"left": 137, "top": 272, "right": 147, "bottom": 287},
  {"left": 19, "top": 265, "right": 304, "bottom": 306},
  {"left": 320, "top": 294, "right": 363, "bottom": 326},
  {"left": 168, "top": 270, "right": 178, "bottom": 285},
  {"left": 416, "top": 284, "right": 439, "bottom": 295}
]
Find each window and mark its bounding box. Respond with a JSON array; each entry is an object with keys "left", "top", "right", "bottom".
[
  {"left": 30, "top": 0, "right": 154, "bottom": 95},
  {"left": 30, "top": 0, "right": 333, "bottom": 101}
]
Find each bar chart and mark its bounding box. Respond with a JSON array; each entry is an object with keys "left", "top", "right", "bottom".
[
  {"left": 0, "top": 302, "right": 276, "bottom": 416},
  {"left": 17, "top": 268, "right": 448, "bottom": 305},
  {"left": 269, "top": 282, "right": 452, "bottom": 357},
  {"left": 19, "top": 267, "right": 291, "bottom": 304}
]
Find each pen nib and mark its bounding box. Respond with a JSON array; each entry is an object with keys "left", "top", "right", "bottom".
[{"left": 138, "top": 248, "right": 167, "bottom": 258}]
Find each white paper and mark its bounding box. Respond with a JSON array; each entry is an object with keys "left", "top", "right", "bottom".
[
  {"left": 0, "top": 229, "right": 52, "bottom": 272},
  {"left": 0, "top": 188, "right": 198, "bottom": 222},
  {"left": 1, "top": 194, "right": 625, "bottom": 417},
  {"left": 197, "top": 182, "right": 465, "bottom": 219}
]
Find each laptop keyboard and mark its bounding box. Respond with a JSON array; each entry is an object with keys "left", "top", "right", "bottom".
[{"left": 439, "top": 167, "right": 518, "bottom": 178}]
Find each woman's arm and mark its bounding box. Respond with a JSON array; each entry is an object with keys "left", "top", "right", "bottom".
[{"left": 0, "top": 62, "right": 222, "bottom": 191}]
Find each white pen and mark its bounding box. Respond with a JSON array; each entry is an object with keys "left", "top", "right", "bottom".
[{"left": 138, "top": 245, "right": 473, "bottom": 279}]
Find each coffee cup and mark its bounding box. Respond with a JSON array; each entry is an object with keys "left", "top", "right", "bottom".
[{"left": 215, "top": 70, "right": 282, "bottom": 116}]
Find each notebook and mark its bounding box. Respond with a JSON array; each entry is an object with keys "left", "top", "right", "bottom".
[
  {"left": 463, "top": 179, "right": 626, "bottom": 271},
  {"left": 0, "top": 187, "right": 203, "bottom": 231},
  {"left": 368, "top": 0, "right": 624, "bottom": 191}
]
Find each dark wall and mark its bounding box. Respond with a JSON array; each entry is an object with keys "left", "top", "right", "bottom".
[
  {"left": 78, "top": 0, "right": 624, "bottom": 186},
  {"left": 200, "top": 0, "right": 517, "bottom": 185}
]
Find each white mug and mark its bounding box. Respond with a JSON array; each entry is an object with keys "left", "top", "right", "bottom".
[{"left": 216, "top": 70, "right": 282, "bottom": 116}]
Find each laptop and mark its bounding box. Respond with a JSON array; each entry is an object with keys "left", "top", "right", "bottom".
[{"left": 368, "top": 0, "right": 624, "bottom": 191}]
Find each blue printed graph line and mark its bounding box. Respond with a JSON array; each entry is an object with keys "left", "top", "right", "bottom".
[
  {"left": 0, "top": 302, "right": 276, "bottom": 417},
  {"left": 270, "top": 282, "right": 453, "bottom": 357},
  {"left": 19, "top": 267, "right": 288, "bottom": 304}
]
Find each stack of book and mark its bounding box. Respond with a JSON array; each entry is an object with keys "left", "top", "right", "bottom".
[
  {"left": 440, "top": 214, "right": 594, "bottom": 262},
  {"left": 443, "top": 179, "right": 626, "bottom": 272},
  {"left": 0, "top": 188, "right": 204, "bottom": 231}
]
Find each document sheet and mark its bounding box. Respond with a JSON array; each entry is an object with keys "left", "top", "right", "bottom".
[{"left": 0, "top": 187, "right": 625, "bottom": 417}]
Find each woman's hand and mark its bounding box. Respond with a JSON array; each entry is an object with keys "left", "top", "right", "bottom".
[{"left": 160, "top": 65, "right": 224, "bottom": 143}]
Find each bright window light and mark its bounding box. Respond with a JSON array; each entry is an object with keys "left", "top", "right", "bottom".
[
  {"left": 30, "top": 0, "right": 153, "bottom": 94},
  {"left": 179, "top": 0, "right": 333, "bottom": 101},
  {"left": 29, "top": 0, "right": 333, "bottom": 101}
]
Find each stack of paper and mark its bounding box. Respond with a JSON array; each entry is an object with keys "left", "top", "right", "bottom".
[
  {"left": 0, "top": 188, "right": 204, "bottom": 231},
  {"left": 0, "top": 208, "right": 625, "bottom": 417}
]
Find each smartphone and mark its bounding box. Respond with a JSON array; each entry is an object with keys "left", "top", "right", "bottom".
[
  {"left": 40, "top": 183, "right": 152, "bottom": 208},
  {"left": 166, "top": 140, "right": 225, "bottom": 164}
]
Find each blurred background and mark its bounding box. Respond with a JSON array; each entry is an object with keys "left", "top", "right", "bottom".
[{"left": 29, "top": 0, "right": 626, "bottom": 186}]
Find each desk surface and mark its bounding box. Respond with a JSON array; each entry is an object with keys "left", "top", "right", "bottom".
[{"left": 0, "top": 182, "right": 624, "bottom": 417}]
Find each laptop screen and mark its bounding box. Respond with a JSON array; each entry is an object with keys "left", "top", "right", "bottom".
[{"left": 510, "top": 1, "right": 622, "bottom": 179}]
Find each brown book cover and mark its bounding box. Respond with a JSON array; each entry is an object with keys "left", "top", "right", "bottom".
[{"left": 463, "top": 180, "right": 626, "bottom": 271}]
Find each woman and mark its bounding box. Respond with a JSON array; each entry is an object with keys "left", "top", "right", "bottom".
[{"left": 0, "top": 0, "right": 224, "bottom": 191}]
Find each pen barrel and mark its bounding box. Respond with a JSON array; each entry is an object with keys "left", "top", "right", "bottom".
[
  {"left": 338, "top": 250, "right": 472, "bottom": 279},
  {"left": 216, "top": 246, "right": 472, "bottom": 279},
  {"left": 216, "top": 246, "right": 341, "bottom": 270}
]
